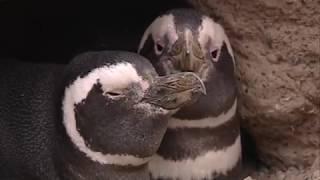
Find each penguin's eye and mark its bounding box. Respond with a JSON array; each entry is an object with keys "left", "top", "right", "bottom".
[
  {"left": 210, "top": 49, "right": 219, "bottom": 62},
  {"left": 105, "top": 91, "right": 123, "bottom": 99},
  {"left": 106, "top": 92, "right": 121, "bottom": 96},
  {"left": 154, "top": 42, "right": 164, "bottom": 55},
  {"left": 170, "top": 41, "right": 182, "bottom": 55}
]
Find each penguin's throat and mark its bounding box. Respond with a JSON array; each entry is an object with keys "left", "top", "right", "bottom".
[
  {"left": 64, "top": 115, "right": 151, "bottom": 166},
  {"left": 61, "top": 150, "right": 149, "bottom": 180},
  {"left": 169, "top": 98, "right": 237, "bottom": 129},
  {"left": 148, "top": 135, "right": 242, "bottom": 180},
  {"left": 62, "top": 100, "right": 151, "bottom": 167},
  {"left": 158, "top": 57, "right": 211, "bottom": 82}
]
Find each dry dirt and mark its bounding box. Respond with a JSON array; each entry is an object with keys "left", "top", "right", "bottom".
[
  {"left": 245, "top": 157, "right": 320, "bottom": 180},
  {"left": 189, "top": 0, "right": 320, "bottom": 179}
]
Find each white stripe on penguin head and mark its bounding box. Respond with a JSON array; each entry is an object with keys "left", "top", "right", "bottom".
[
  {"left": 138, "top": 14, "right": 179, "bottom": 53},
  {"left": 198, "top": 16, "right": 235, "bottom": 65}
]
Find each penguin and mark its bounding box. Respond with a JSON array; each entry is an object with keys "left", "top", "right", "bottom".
[
  {"left": 138, "top": 8, "right": 241, "bottom": 180},
  {"left": 0, "top": 51, "right": 206, "bottom": 180}
]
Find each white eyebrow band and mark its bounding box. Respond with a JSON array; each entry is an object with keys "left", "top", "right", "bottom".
[
  {"left": 138, "top": 15, "right": 235, "bottom": 67},
  {"left": 198, "top": 16, "right": 235, "bottom": 66},
  {"left": 138, "top": 14, "right": 179, "bottom": 53},
  {"left": 64, "top": 63, "right": 144, "bottom": 104}
]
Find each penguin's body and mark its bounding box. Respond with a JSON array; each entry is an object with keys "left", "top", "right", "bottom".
[
  {"left": 0, "top": 60, "right": 63, "bottom": 179},
  {"left": 138, "top": 9, "right": 241, "bottom": 180},
  {"left": 0, "top": 51, "right": 205, "bottom": 180}
]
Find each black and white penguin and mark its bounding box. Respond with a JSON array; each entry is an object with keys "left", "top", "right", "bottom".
[
  {"left": 0, "top": 51, "right": 206, "bottom": 180},
  {"left": 138, "top": 8, "right": 241, "bottom": 180}
]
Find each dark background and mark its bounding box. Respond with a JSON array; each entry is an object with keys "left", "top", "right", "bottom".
[{"left": 0, "top": 0, "right": 190, "bottom": 64}]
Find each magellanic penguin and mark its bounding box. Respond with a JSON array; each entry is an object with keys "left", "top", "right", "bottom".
[
  {"left": 138, "top": 8, "right": 241, "bottom": 180},
  {"left": 0, "top": 51, "right": 206, "bottom": 180}
]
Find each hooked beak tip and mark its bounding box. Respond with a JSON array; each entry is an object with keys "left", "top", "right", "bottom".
[
  {"left": 191, "top": 73, "right": 206, "bottom": 95},
  {"left": 199, "top": 82, "right": 207, "bottom": 95},
  {"left": 201, "top": 86, "right": 207, "bottom": 95}
]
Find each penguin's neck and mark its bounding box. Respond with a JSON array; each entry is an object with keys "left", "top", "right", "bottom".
[
  {"left": 57, "top": 100, "right": 151, "bottom": 180},
  {"left": 173, "top": 70, "right": 237, "bottom": 120},
  {"left": 148, "top": 71, "right": 241, "bottom": 180},
  {"left": 57, "top": 134, "right": 150, "bottom": 180}
]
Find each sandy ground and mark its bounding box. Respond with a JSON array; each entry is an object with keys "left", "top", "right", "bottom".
[{"left": 240, "top": 157, "right": 320, "bottom": 180}]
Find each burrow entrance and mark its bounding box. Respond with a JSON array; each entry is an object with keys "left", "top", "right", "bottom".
[{"left": 0, "top": 0, "right": 190, "bottom": 63}]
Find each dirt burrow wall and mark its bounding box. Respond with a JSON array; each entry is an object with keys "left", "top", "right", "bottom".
[{"left": 189, "top": 0, "right": 320, "bottom": 169}]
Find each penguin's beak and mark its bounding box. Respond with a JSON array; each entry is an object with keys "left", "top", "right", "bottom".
[
  {"left": 142, "top": 72, "right": 206, "bottom": 110},
  {"left": 174, "top": 40, "right": 206, "bottom": 74},
  {"left": 157, "top": 36, "right": 210, "bottom": 79}
]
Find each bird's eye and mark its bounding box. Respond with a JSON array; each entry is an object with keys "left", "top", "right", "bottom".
[
  {"left": 107, "top": 92, "right": 121, "bottom": 96},
  {"left": 170, "top": 41, "right": 182, "bottom": 55},
  {"left": 154, "top": 42, "right": 164, "bottom": 55},
  {"left": 211, "top": 49, "right": 219, "bottom": 62},
  {"left": 105, "top": 91, "right": 123, "bottom": 99}
]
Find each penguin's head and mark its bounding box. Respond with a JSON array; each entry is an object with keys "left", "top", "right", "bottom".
[
  {"left": 138, "top": 8, "right": 235, "bottom": 82},
  {"left": 62, "top": 51, "right": 206, "bottom": 166}
]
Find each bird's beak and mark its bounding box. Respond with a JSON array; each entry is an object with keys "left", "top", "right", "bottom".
[
  {"left": 142, "top": 72, "right": 206, "bottom": 110},
  {"left": 161, "top": 35, "right": 209, "bottom": 79}
]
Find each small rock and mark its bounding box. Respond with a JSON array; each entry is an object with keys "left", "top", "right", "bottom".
[
  {"left": 311, "top": 170, "right": 320, "bottom": 180},
  {"left": 243, "top": 176, "right": 254, "bottom": 180},
  {"left": 275, "top": 171, "right": 286, "bottom": 180},
  {"left": 285, "top": 0, "right": 295, "bottom": 4}
]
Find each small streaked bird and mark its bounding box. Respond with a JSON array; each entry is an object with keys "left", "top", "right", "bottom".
[
  {"left": 0, "top": 51, "right": 205, "bottom": 180},
  {"left": 138, "top": 8, "right": 241, "bottom": 180}
]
